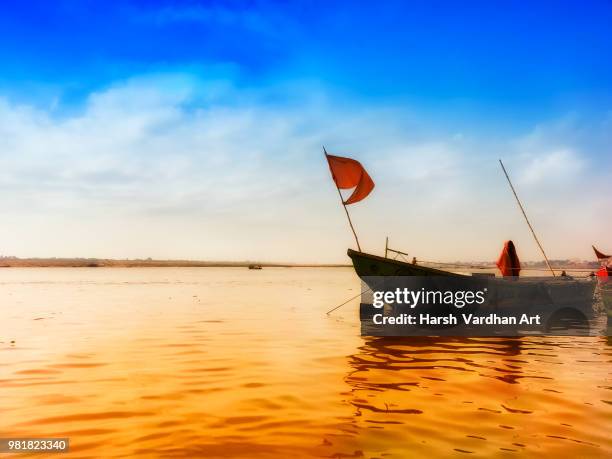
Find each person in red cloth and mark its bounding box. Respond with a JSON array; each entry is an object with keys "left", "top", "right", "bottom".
[{"left": 497, "top": 240, "right": 521, "bottom": 277}]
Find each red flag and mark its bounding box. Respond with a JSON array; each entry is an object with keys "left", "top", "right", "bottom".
[
  {"left": 325, "top": 153, "right": 375, "bottom": 205},
  {"left": 496, "top": 240, "right": 521, "bottom": 277},
  {"left": 592, "top": 245, "right": 611, "bottom": 260}
]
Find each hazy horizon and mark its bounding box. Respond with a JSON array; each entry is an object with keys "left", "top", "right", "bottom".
[
  {"left": 1, "top": 2, "right": 610, "bottom": 264},
  {"left": 0, "top": 253, "right": 603, "bottom": 267}
]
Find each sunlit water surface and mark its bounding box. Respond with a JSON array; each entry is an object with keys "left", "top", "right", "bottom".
[{"left": 1, "top": 268, "right": 610, "bottom": 458}]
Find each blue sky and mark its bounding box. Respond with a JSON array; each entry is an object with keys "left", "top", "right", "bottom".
[
  {"left": 2, "top": 1, "right": 611, "bottom": 113},
  {"left": 0, "top": 1, "right": 611, "bottom": 262}
]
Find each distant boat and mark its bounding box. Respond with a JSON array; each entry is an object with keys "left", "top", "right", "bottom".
[{"left": 248, "top": 264, "right": 262, "bottom": 270}]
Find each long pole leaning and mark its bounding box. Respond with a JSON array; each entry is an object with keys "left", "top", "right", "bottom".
[
  {"left": 499, "top": 159, "right": 555, "bottom": 277},
  {"left": 325, "top": 286, "right": 371, "bottom": 315},
  {"left": 324, "top": 147, "right": 362, "bottom": 252}
]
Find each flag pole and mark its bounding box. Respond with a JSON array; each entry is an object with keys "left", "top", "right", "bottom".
[
  {"left": 324, "top": 147, "right": 362, "bottom": 252},
  {"left": 499, "top": 159, "right": 555, "bottom": 276}
]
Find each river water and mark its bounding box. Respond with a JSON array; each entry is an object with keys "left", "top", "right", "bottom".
[{"left": 1, "top": 268, "right": 610, "bottom": 457}]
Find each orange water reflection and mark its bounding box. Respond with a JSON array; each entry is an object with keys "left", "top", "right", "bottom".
[
  {"left": 0, "top": 268, "right": 610, "bottom": 457},
  {"left": 344, "top": 336, "right": 611, "bottom": 457}
]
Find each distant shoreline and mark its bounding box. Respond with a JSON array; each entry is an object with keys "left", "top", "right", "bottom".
[
  {"left": 0, "top": 256, "right": 598, "bottom": 271},
  {"left": 0, "top": 258, "right": 352, "bottom": 268}
]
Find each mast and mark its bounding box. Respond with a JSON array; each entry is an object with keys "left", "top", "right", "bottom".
[{"left": 499, "top": 159, "right": 555, "bottom": 276}]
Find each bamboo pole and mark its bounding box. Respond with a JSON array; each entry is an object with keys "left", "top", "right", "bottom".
[
  {"left": 499, "top": 159, "right": 555, "bottom": 277},
  {"left": 325, "top": 287, "right": 372, "bottom": 315}
]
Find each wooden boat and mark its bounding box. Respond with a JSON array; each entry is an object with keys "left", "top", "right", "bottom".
[
  {"left": 349, "top": 248, "right": 604, "bottom": 335},
  {"left": 323, "top": 151, "right": 604, "bottom": 333},
  {"left": 348, "top": 248, "right": 599, "bottom": 283},
  {"left": 348, "top": 249, "right": 458, "bottom": 277}
]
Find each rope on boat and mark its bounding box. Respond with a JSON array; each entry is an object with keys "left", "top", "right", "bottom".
[
  {"left": 418, "top": 260, "right": 588, "bottom": 270},
  {"left": 417, "top": 260, "right": 597, "bottom": 273}
]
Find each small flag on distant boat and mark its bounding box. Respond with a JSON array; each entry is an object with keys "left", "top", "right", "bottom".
[
  {"left": 325, "top": 151, "right": 375, "bottom": 205},
  {"left": 592, "top": 245, "right": 611, "bottom": 261}
]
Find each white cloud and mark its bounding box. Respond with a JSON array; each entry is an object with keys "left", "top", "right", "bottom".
[
  {"left": 520, "top": 148, "right": 584, "bottom": 184},
  {"left": 0, "top": 74, "right": 610, "bottom": 262}
]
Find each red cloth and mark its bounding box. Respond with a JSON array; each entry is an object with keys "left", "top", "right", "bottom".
[
  {"left": 325, "top": 153, "right": 375, "bottom": 205},
  {"left": 597, "top": 266, "right": 609, "bottom": 278},
  {"left": 496, "top": 240, "right": 521, "bottom": 277}
]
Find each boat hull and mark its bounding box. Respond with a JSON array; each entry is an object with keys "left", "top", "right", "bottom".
[
  {"left": 347, "top": 249, "right": 460, "bottom": 277},
  {"left": 348, "top": 249, "right": 604, "bottom": 335}
]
